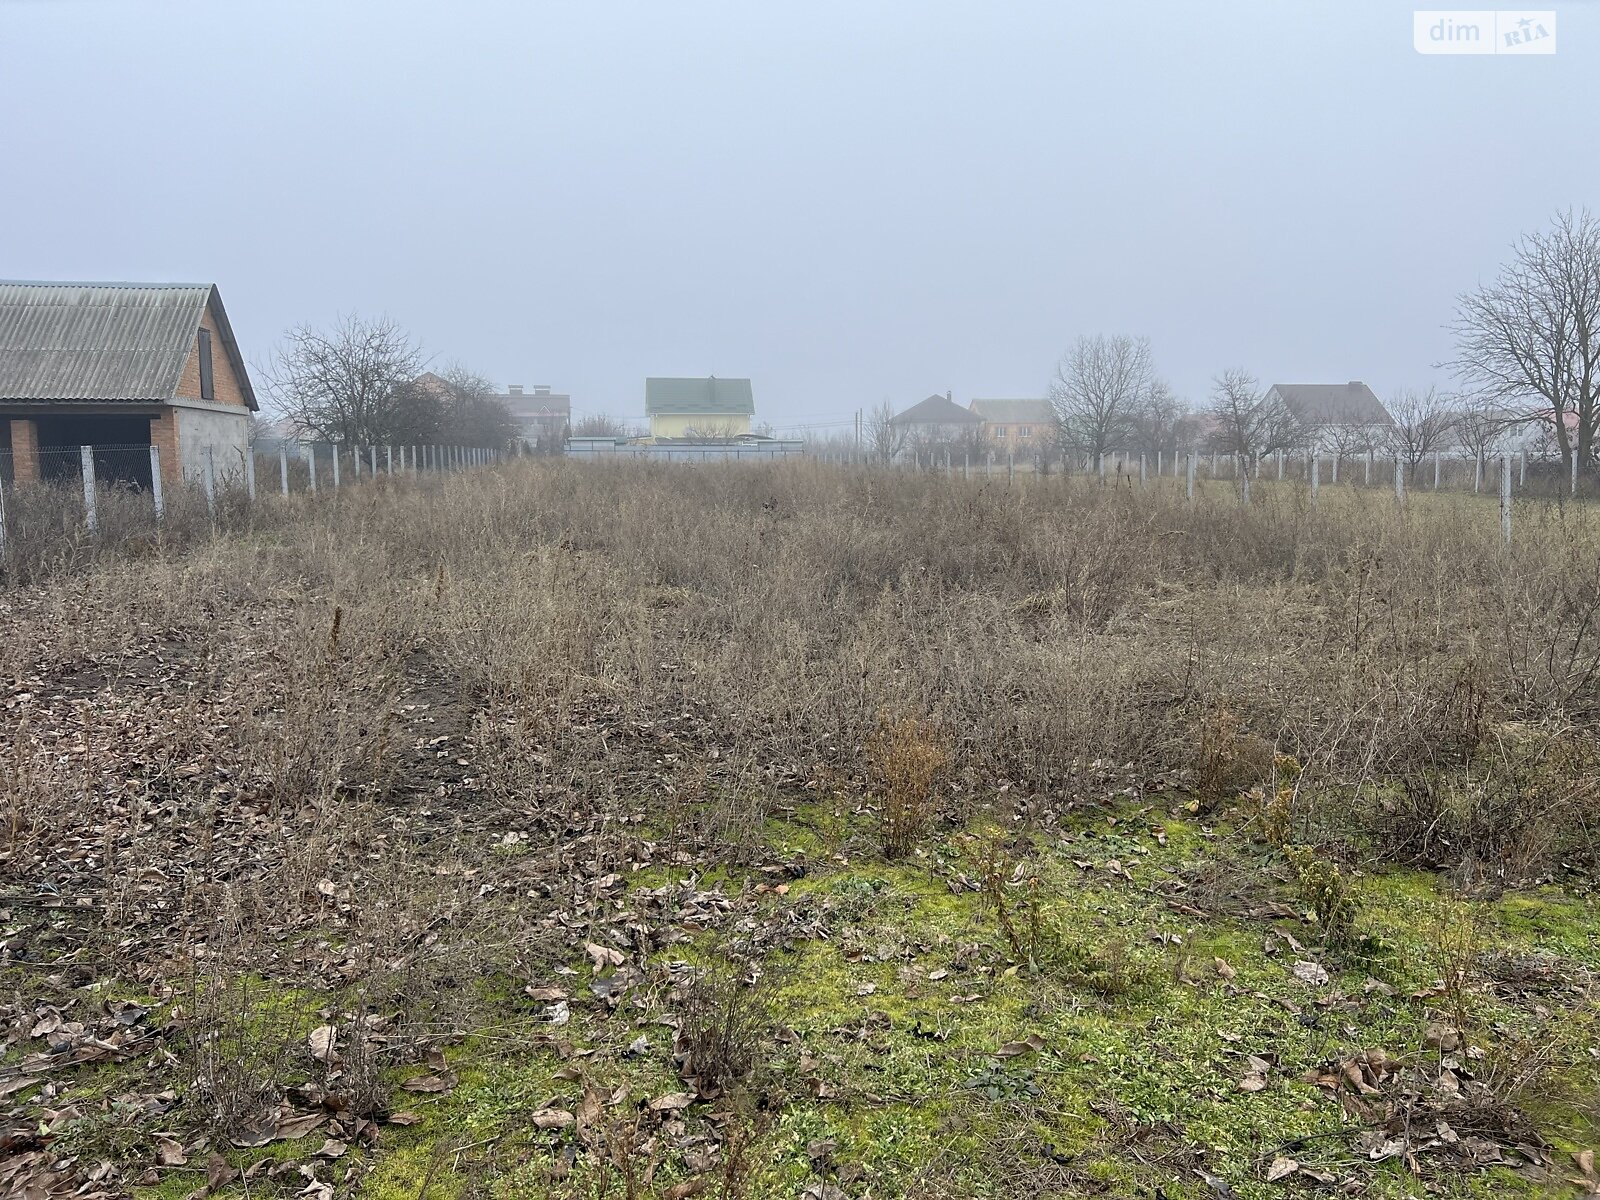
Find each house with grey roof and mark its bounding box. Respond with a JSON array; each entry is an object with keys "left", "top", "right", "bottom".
[
  {"left": 0, "top": 281, "right": 256, "bottom": 488},
  {"left": 645, "top": 377, "right": 754, "bottom": 439},
  {"left": 1266, "top": 381, "right": 1394, "bottom": 452},
  {"left": 886, "top": 393, "right": 984, "bottom": 463},
  {"left": 968, "top": 398, "right": 1052, "bottom": 450}
]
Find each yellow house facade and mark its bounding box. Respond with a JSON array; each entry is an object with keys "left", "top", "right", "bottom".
[{"left": 645, "top": 376, "right": 753, "bottom": 439}]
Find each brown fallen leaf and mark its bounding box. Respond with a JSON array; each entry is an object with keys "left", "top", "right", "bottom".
[
  {"left": 1239, "top": 1055, "right": 1272, "bottom": 1093},
  {"left": 206, "top": 1153, "right": 239, "bottom": 1189},
  {"left": 401, "top": 1072, "right": 457, "bottom": 1094},
  {"left": 524, "top": 985, "right": 568, "bottom": 1002},
  {"left": 663, "top": 1180, "right": 709, "bottom": 1200},
  {"left": 314, "top": 1138, "right": 347, "bottom": 1159},
  {"left": 1265, "top": 1156, "right": 1298, "bottom": 1182},
  {"left": 385, "top": 1111, "right": 422, "bottom": 1126},
  {"left": 307, "top": 1025, "right": 337, "bottom": 1063},
  {"left": 153, "top": 1135, "right": 187, "bottom": 1166},
  {"left": 1291, "top": 960, "right": 1329, "bottom": 986},
  {"left": 274, "top": 1111, "right": 329, "bottom": 1141},
  {"left": 531, "top": 1108, "right": 575, "bottom": 1129},
  {"left": 586, "top": 942, "right": 625, "bottom": 970},
  {"left": 996, "top": 1034, "right": 1046, "bottom": 1058},
  {"left": 648, "top": 1091, "right": 696, "bottom": 1112},
  {"left": 1214, "top": 957, "right": 1237, "bottom": 981}
]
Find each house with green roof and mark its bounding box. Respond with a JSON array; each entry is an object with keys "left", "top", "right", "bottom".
[{"left": 644, "top": 376, "right": 753, "bottom": 439}]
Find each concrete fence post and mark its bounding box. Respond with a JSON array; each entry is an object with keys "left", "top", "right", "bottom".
[
  {"left": 1097, "top": 452, "right": 1105, "bottom": 483},
  {"left": 1241, "top": 458, "right": 1250, "bottom": 504},
  {"left": 81, "top": 445, "right": 98, "bottom": 533},
  {"left": 1276, "top": 450, "right": 1284, "bottom": 481},
  {"left": 1501, "top": 454, "right": 1513, "bottom": 544},
  {"left": 1186, "top": 452, "right": 1196, "bottom": 504},
  {"left": 1331, "top": 454, "right": 1339, "bottom": 484},
  {"left": 1311, "top": 454, "right": 1320, "bottom": 506},
  {"left": 1572, "top": 447, "right": 1579, "bottom": 496},
  {"left": 1364, "top": 450, "right": 1373, "bottom": 486},
  {"left": 332, "top": 446, "right": 342, "bottom": 489},
  {"left": 1518, "top": 450, "right": 1526, "bottom": 489},
  {"left": 1008, "top": 449, "right": 1014, "bottom": 482},
  {"left": 1474, "top": 452, "right": 1483, "bottom": 494},
  {"left": 1139, "top": 452, "right": 1147, "bottom": 486},
  {"left": 150, "top": 446, "right": 165, "bottom": 521},
  {"left": 204, "top": 446, "right": 216, "bottom": 517},
  {"left": 370, "top": 445, "right": 378, "bottom": 475},
  {"left": 386, "top": 445, "right": 393, "bottom": 476},
  {"left": 305, "top": 444, "right": 317, "bottom": 493},
  {"left": 1433, "top": 450, "right": 1441, "bottom": 490},
  {"left": 243, "top": 446, "right": 256, "bottom": 501},
  {"left": 279, "top": 444, "right": 289, "bottom": 496},
  {"left": 352, "top": 446, "right": 361, "bottom": 479},
  {"left": 1395, "top": 457, "right": 1405, "bottom": 506}
]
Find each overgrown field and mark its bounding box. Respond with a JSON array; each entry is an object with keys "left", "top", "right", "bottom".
[{"left": 2, "top": 462, "right": 1598, "bottom": 1200}]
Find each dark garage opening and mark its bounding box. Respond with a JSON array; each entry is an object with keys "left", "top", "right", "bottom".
[{"left": 35, "top": 415, "right": 154, "bottom": 488}]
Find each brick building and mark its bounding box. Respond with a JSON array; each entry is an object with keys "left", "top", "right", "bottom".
[
  {"left": 502, "top": 384, "right": 571, "bottom": 448},
  {"left": 968, "top": 398, "right": 1052, "bottom": 448},
  {"left": 0, "top": 281, "right": 257, "bottom": 487}
]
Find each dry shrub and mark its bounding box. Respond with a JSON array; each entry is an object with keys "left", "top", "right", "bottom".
[
  {"left": 868, "top": 714, "right": 949, "bottom": 859},
  {"left": 670, "top": 959, "right": 770, "bottom": 1099},
  {"left": 1375, "top": 724, "right": 1600, "bottom": 886},
  {"left": 1194, "top": 704, "right": 1277, "bottom": 799},
  {"left": 1283, "top": 844, "right": 1361, "bottom": 946},
  {"left": 178, "top": 894, "right": 320, "bottom": 1138}
]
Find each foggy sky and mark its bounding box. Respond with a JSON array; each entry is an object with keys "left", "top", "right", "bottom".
[{"left": 2, "top": 1, "right": 1594, "bottom": 434}]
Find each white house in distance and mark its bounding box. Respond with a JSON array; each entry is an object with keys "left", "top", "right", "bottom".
[
  {"left": 889, "top": 392, "right": 983, "bottom": 448},
  {"left": 1266, "top": 381, "right": 1395, "bottom": 451}
]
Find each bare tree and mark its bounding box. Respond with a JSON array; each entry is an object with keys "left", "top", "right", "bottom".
[
  {"left": 1205, "top": 368, "right": 1301, "bottom": 458},
  {"left": 1448, "top": 208, "right": 1600, "bottom": 480},
  {"left": 864, "top": 398, "right": 907, "bottom": 464},
  {"left": 1384, "top": 386, "right": 1458, "bottom": 477},
  {"left": 572, "top": 414, "right": 629, "bottom": 437},
  {"left": 1453, "top": 393, "right": 1519, "bottom": 464},
  {"left": 436, "top": 364, "right": 518, "bottom": 450},
  {"left": 263, "top": 314, "right": 429, "bottom": 445},
  {"left": 681, "top": 420, "right": 741, "bottom": 439},
  {"left": 1047, "top": 335, "right": 1155, "bottom": 458},
  {"left": 1128, "top": 380, "right": 1195, "bottom": 458}
]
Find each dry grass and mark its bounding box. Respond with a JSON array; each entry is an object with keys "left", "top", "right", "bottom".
[{"left": 4, "top": 458, "right": 1600, "bottom": 1194}]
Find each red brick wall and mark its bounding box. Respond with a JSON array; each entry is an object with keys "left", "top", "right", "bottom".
[
  {"left": 173, "top": 301, "right": 251, "bottom": 408},
  {"left": 9, "top": 418, "right": 39, "bottom": 484},
  {"left": 149, "top": 411, "right": 180, "bottom": 487}
]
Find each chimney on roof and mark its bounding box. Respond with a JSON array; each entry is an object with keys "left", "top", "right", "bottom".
[
  {"left": 508, "top": 384, "right": 524, "bottom": 396},
  {"left": 946, "top": 390, "right": 953, "bottom": 402},
  {"left": 533, "top": 385, "right": 551, "bottom": 395}
]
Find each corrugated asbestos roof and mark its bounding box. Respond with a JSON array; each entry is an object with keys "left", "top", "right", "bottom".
[
  {"left": 1269, "top": 382, "right": 1392, "bottom": 427},
  {"left": 645, "top": 376, "right": 755, "bottom": 415},
  {"left": 968, "top": 398, "right": 1052, "bottom": 424},
  {"left": 0, "top": 281, "right": 257, "bottom": 409}
]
